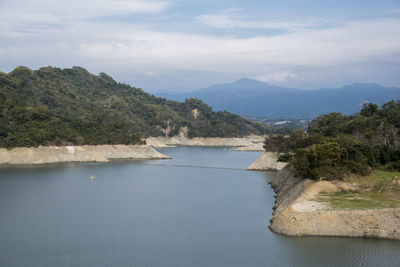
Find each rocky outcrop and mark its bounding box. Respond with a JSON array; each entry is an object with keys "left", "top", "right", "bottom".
[
  {"left": 146, "top": 135, "right": 265, "bottom": 148},
  {"left": 270, "top": 167, "right": 313, "bottom": 207},
  {"left": 246, "top": 152, "right": 288, "bottom": 171},
  {"left": 269, "top": 167, "right": 400, "bottom": 240},
  {"left": 0, "top": 145, "right": 170, "bottom": 165},
  {"left": 145, "top": 138, "right": 176, "bottom": 148}
]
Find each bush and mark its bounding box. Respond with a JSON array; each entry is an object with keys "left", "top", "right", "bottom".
[{"left": 278, "top": 153, "right": 292, "bottom": 162}]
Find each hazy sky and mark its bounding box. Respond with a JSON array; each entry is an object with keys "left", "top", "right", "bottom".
[{"left": 1, "top": 0, "right": 399, "bottom": 92}]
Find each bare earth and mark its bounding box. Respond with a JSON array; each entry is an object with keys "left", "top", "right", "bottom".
[
  {"left": 269, "top": 168, "right": 400, "bottom": 240},
  {"left": 146, "top": 135, "right": 265, "bottom": 148},
  {"left": 0, "top": 135, "right": 266, "bottom": 165},
  {"left": 246, "top": 152, "right": 288, "bottom": 171},
  {"left": 0, "top": 145, "right": 170, "bottom": 165}
]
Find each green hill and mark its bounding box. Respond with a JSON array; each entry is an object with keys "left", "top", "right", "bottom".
[{"left": 0, "top": 66, "right": 275, "bottom": 148}]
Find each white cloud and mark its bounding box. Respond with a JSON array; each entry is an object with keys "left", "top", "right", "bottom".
[
  {"left": 69, "top": 18, "right": 400, "bottom": 71},
  {"left": 252, "top": 72, "right": 297, "bottom": 83},
  {"left": 0, "top": 0, "right": 170, "bottom": 18},
  {"left": 0, "top": 0, "right": 170, "bottom": 35},
  {"left": 0, "top": 1, "right": 399, "bottom": 89},
  {"left": 196, "top": 10, "right": 330, "bottom": 31},
  {"left": 1, "top": 18, "right": 400, "bottom": 73}
]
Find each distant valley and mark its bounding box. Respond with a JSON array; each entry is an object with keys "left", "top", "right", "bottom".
[{"left": 159, "top": 79, "right": 400, "bottom": 119}]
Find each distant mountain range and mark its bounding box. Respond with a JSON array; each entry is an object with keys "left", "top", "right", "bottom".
[{"left": 158, "top": 79, "right": 400, "bottom": 119}]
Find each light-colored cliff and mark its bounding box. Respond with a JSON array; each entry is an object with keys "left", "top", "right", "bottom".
[
  {"left": 233, "top": 143, "right": 264, "bottom": 151},
  {"left": 246, "top": 152, "right": 288, "bottom": 171},
  {"left": 0, "top": 145, "right": 170, "bottom": 165},
  {"left": 269, "top": 167, "right": 400, "bottom": 240},
  {"left": 146, "top": 135, "right": 265, "bottom": 148}
]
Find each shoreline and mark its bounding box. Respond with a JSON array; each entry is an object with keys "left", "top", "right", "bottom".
[
  {"left": 268, "top": 167, "right": 400, "bottom": 240},
  {"left": 0, "top": 136, "right": 266, "bottom": 166},
  {"left": 246, "top": 152, "right": 287, "bottom": 171},
  {"left": 146, "top": 135, "right": 265, "bottom": 149},
  {"left": 0, "top": 145, "right": 170, "bottom": 165}
]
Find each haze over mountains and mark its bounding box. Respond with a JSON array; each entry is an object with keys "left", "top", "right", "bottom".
[{"left": 159, "top": 79, "right": 400, "bottom": 119}]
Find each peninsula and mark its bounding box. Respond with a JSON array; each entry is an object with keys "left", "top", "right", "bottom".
[
  {"left": 250, "top": 101, "right": 400, "bottom": 239},
  {"left": 0, "top": 145, "right": 170, "bottom": 165}
]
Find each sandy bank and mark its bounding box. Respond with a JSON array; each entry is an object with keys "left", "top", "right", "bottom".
[
  {"left": 232, "top": 144, "right": 264, "bottom": 151},
  {"left": 269, "top": 167, "right": 400, "bottom": 240},
  {"left": 146, "top": 135, "right": 265, "bottom": 148},
  {"left": 246, "top": 152, "right": 288, "bottom": 171},
  {"left": 0, "top": 145, "right": 170, "bottom": 165}
]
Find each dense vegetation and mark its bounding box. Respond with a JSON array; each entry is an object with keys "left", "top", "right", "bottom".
[
  {"left": 264, "top": 102, "right": 400, "bottom": 180},
  {"left": 0, "top": 66, "right": 276, "bottom": 148}
]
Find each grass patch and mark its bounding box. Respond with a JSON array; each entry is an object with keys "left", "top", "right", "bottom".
[
  {"left": 316, "top": 189, "right": 399, "bottom": 210},
  {"left": 346, "top": 170, "right": 400, "bottom": 188},
  {"left": 315, "top": 170, "right": 400, "bottom": 210}
]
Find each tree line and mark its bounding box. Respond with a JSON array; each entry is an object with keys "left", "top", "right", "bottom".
[{"left": 264, "top": 101, "right": 400, "bottom": 180}]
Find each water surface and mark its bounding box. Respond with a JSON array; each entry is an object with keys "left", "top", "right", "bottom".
[{"left": 1, "top": 147, "right": 399, "bottom": 266}]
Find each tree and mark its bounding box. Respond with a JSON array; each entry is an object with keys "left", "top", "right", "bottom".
[{"left": 360, "top": 103, "right": 378, "bottom": 117}]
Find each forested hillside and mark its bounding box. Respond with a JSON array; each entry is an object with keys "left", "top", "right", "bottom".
[
  {"left": 264, "top": 101, "right": 400, "bottom": 179},
  {"left": 0, "top": 66, "right": 275, "bottom": 148}
]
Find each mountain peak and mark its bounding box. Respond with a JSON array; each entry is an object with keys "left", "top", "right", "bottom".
[
  {"left": 237, "top": 78, "right": 260, "bottom": 82},
  {"left": 238, "top": 78, "right": 254, "bottom": 82},
  {"left": 236, "top": 78, "right": 266, "bottom": 85}
]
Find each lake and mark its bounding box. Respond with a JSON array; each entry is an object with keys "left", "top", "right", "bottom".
[{"left": 1, "top": 147, "right": 399, "bottom": 266}]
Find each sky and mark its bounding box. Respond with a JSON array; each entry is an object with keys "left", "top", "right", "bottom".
[{"left": 0, "top": 0, "right": 400, "bottom": 93}]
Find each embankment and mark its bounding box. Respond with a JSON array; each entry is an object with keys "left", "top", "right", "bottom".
[
  {"left": 269, "top": 167, "right": 400, "bottom": 240},
  {"left": 0, "top": 135, "right": 265, "bottom": 165},
  {"left": 246, "top": 152, "right": 287, "bottom": 171},
  {"left": 146, "top": 135, "right": 265, "bottom": 149},
  {"left": 0, "top": 145, "right": 170, "bottom": 165}
]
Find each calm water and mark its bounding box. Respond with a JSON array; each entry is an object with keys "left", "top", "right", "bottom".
[{"left": 1, "top": 147, "right": 399, "bottom": 267}]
